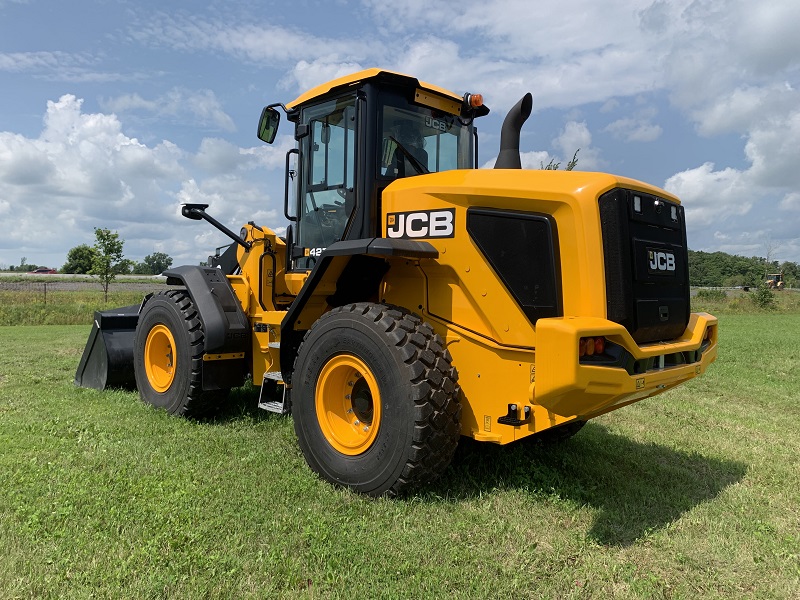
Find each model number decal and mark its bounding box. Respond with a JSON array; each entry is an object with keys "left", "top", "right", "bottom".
[{"left": 386, "top": 209, "right": 455, "bottom": 239}]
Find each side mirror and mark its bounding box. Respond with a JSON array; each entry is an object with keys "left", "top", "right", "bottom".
[{"left": 257, "top": 106, "right": 280, "bottom": 144}]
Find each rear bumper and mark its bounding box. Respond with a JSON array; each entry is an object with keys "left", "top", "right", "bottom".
[{"left": 532, "top": 312, "right": 717, "bottom": 418}]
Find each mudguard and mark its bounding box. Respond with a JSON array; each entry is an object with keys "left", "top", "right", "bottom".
[
  {"left": 279, "top": 238, "right": 438, "bottom": 382},
  {"left": 162, "top": 266, "right": 251, "bottom": 390},
  {"left": 162, "top": 266, "right": 251, "bottom": 355}
]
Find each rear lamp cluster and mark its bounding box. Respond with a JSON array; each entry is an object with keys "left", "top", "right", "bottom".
[{"left": 579, "top": 336, "right": 606, "bottom": 357}]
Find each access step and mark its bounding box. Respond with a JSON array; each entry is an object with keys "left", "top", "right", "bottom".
[{"left": 257, "top": 372, "right": 289, "bottom": 414}]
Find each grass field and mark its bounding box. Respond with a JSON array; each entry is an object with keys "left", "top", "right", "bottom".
[
  {"left": 1, "top": 314, "right": 799, "bottom": 598},
  {"left": 0, "top": 281, "right": 161, "bottom": 326}
]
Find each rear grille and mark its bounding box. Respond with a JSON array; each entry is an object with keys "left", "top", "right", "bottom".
[
  {"left": 467, "top": 208, "right": 562, "bottom": 324},
  {"left": 599, "top": 189, "right": 690, "bottom": 343}
]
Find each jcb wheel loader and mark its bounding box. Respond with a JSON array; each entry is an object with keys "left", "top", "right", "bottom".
[{"left": 76, "top": 69, "right": 718, "bottom": 496}]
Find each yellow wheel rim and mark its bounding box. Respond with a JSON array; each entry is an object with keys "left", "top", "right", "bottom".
[
  {"left": 315, "top": 354, "right": 381, "bottom": 456},
  {"left": 144, "top": 324, "right": 176, "bottom": 393}
]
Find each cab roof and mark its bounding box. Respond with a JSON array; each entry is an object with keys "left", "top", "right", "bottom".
[{"left": 285, "top": 68, "right": 466, "bottom": 110}]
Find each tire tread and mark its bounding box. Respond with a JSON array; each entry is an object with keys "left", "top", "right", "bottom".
[{"left": 293, "top": 302, "right": 461, "bottom": 496}]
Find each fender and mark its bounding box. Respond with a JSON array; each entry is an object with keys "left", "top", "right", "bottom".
[
  {"left": 280, "top": 238, "right": 438, "bottom": 382},
  {"left": 160, "top": 265, "right": 251, "bottom": 389}
]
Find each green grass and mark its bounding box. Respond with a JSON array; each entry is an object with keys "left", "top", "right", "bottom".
[
  {"left": 0, "top": 291, "right": 149, "bottom": 326},
  {"left": 1, "top": 318, "right": 799, "bottom": 598},
  {"left": 692, "top": 288, "right": 800, "bottom": 315}
]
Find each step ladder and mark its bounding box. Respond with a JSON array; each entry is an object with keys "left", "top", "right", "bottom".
[{"left": 257, "top": 371, "right": 289, "bottom": 415}]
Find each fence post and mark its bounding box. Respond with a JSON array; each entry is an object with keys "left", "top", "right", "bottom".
[{"left": 43, "top": 282, "right": 47, "bottom": 305}]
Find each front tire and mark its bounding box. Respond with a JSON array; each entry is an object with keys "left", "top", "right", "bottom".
[
  {"left": 134, "top": 290, "right": 228, "bottom": 417},
  {"left": 292, "top": 303, "right": 461, "bottom": 496}
]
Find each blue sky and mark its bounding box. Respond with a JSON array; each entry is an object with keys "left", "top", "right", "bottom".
[{"left": 1, "top": 0, "right": 799, "bottom": 269}]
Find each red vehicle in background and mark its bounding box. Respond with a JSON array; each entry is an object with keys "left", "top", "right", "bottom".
[{"left": 27, "top": 267, "right": 57, "bottom": 274}]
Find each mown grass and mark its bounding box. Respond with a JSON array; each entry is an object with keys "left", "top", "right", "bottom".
[{"left": 1, "top": 316, "right": 799, "bottom": 598}]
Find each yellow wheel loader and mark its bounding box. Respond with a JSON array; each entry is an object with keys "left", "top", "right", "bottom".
[
  {"left": 765, "top": 273, "right": 784, "bottom": 290},
  {"left": 75, "top": 69, "right": 718, "bottom": 496}
]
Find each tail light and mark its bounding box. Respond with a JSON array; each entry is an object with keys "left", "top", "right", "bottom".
[{"left": 579, "top": 336, "right": 607, "bottom": 358}]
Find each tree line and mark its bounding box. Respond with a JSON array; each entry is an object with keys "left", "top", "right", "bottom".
[
  {"left": 689, "top": 250, "right": 798, "bottom": 288},
  {"left": 1, "top": 229, "right": 173, "bottom": 303},
  {"left": 2, "top": 231, "right": 173, "bottom": 277}
]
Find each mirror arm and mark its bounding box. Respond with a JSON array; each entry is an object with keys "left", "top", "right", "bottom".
[{"left": 181, "top": 204, "right": 252, "bottom": 250}]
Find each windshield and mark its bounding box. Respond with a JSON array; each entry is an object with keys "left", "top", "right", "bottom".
[{"left": 380, "top": 105, "right": 471, "bottom": 178}]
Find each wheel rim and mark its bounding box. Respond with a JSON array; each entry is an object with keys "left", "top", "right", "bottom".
[
  {"left": 315, "top": 354, "right": 381, "bottom": 456},
  {"left": 144, "top": 324, "right": 176, "bottom": 393}
]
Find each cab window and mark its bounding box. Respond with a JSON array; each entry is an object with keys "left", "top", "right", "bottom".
[
  {"left": 295, "top": 96, "right": 357, "bottom": 268},
  {"left": 380, "top": 105, "right": 471, "bottom": 178}
]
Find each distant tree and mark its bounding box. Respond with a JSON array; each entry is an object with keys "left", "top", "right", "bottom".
[
  {"left": 689, "top": 249, "right": 800, "bottom": 288},
  {"left": 134, "top": 252, "right": 173, "bottom": 275},
  {"left": 62, "top": 244, "right": 98, "bottom": 274},
  {"left": 780, "top": 261, "right": 799, "bottom": 288},
  {"left": 115, "top": 259, "right": 135, "bottom": 275},
  {"left": 17, "top": 256, "right": 40, "bottom": 272},
  {"left": 90, "top": 228, "right": 127, "bottom": 302}
]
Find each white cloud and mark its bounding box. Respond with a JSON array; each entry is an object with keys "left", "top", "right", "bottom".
[
  {"left": 128, "top": 13, "right": 374, "bottom": 68},
  {"left": 664, "top": 162, "right": 752, "bottom": 229},
  {"left": 599, "top": 99, "right": 620, "bottom": 114},
  {"left": 481, "top": 121, "right": 600, "bottom": 171},
  {"left": 0, "top": 50, "right": 145, "bottom": 83},
  {"left": 780, "top": 192, "right": 800, "bottom": 212},
  {"left": 743, "top": 107, "right": 800, "bottom": 188},
  {"left": 0, "top": 95, "right": 285, "bottom": 268},
  {"left": 604, "top": 115, "right": 662, "bottom": 142},
  {"left": 101, "top": 88, "right": 236, "bottom": 131},
  {"left": 4, "top": 0, "right": 800, "bottom": 263},
  {"left": 0, "top": 51, "right": 73, "bottom": 72},
  {"left": 282, "top": 59, "right": 367, "bottom": 96},
  {"left": 553, "top": 121, "right": 602, "bottom": 170}
]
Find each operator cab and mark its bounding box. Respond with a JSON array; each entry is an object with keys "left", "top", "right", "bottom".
[{"left": 258, "top": 69, "right": 488, "bottom": 271}]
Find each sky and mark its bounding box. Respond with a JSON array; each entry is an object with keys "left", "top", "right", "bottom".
[{"left": 1, "top": 0, "right": 799, "bottom": 269}]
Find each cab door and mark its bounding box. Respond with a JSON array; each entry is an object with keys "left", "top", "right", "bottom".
[{"left": 292, "top": 94, "right": 358, "bottom": 270}]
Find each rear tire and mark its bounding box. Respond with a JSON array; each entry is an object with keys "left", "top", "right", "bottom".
[
  {"left": 292, "top": 303, "right": 461, "bottom": 496},
  {"left": 134, "top": 290, "right": 228, "bottom": 417}
]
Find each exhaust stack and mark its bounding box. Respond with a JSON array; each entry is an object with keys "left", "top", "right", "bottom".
[{"left": 494, "top": 93, "right": 533, "bottom": 169}]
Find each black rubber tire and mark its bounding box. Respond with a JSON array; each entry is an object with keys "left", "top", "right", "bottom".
[
  {"left": 292, "top": 303, "right": 461, "bottom": 496},
  {"left": 133, "top": 290, "right": 228, "bottom": 417}
]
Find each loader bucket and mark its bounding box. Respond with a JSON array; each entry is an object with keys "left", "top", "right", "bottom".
[{"left": 74, "top": 305, "right": 140, "bottom": 390}]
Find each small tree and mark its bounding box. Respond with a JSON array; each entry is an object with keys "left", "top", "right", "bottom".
[
  {"left": 751, "top": 283, "right": 776, "bottom": 310},
  {"left": 90, "top": 228, "right": 127, "bottom": 302},
  {"left": 62, "top": 244, "right": 98, "bottom": 274}
]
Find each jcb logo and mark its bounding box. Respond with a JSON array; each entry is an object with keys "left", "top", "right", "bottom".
[
  {"left": 425, "top": 117, "right": 448, "bottom": 132},
  {"left": 386, "top": 209, "right": 455, "bottom": 239},
  {"left": 648, "top": 250, "right": 676, "bottom": 273}
]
